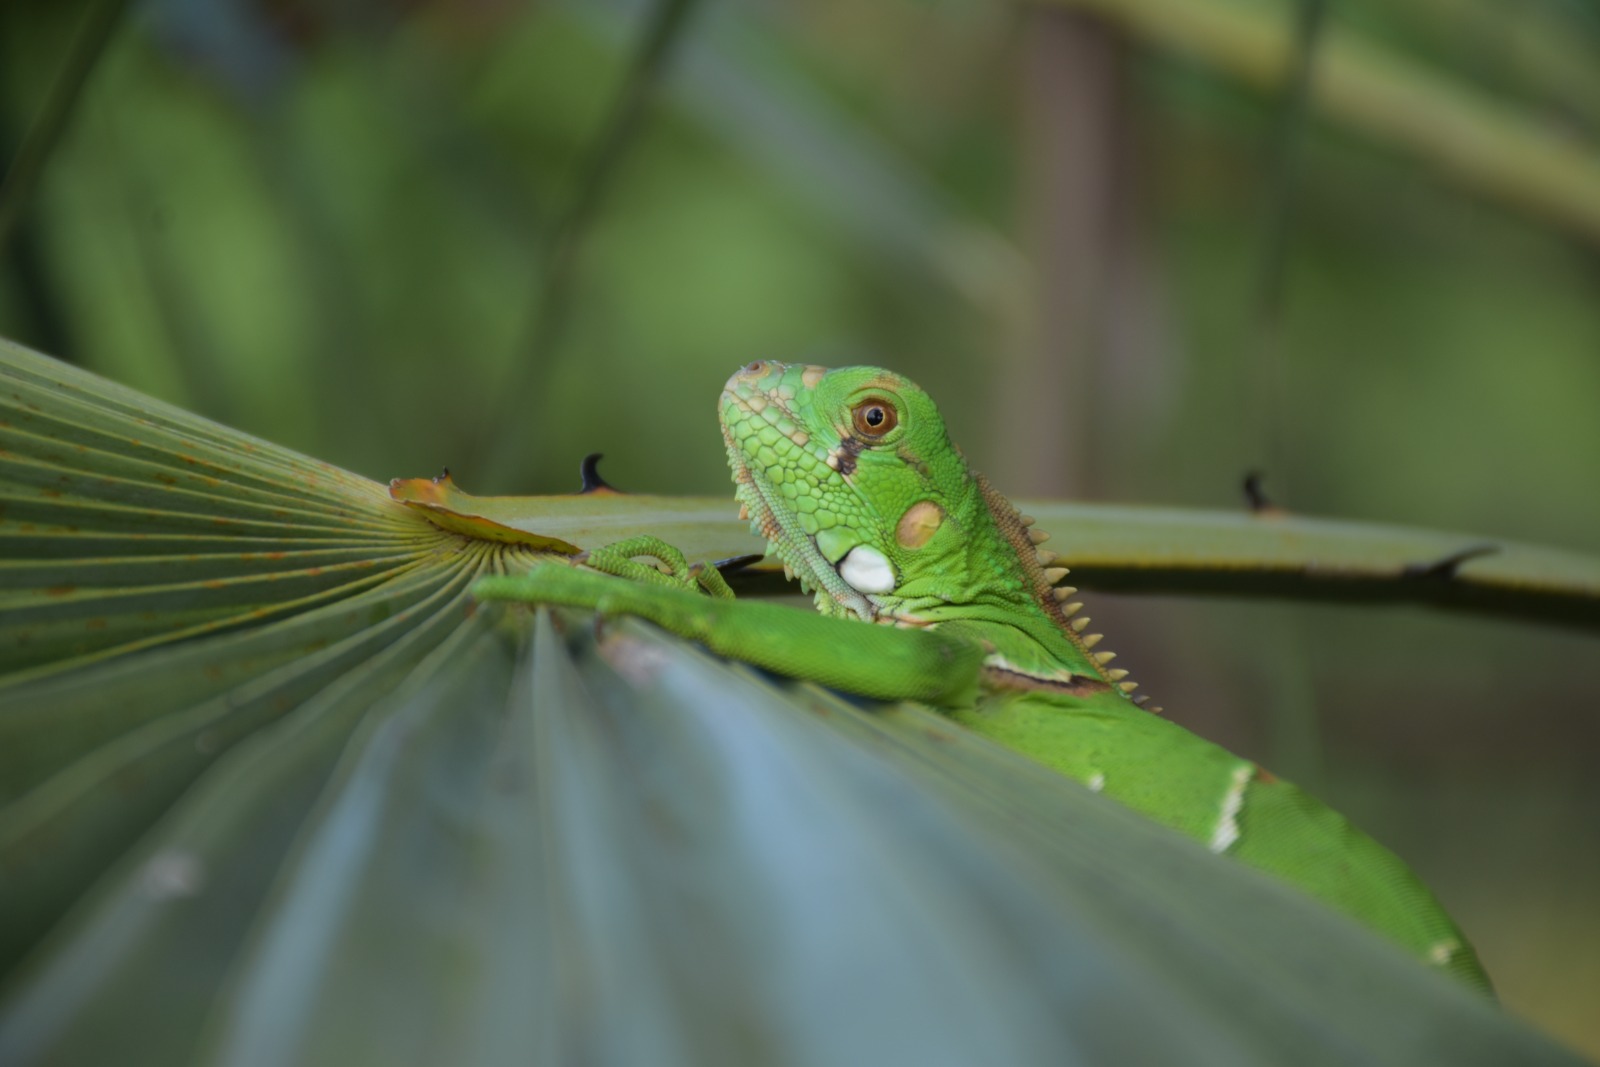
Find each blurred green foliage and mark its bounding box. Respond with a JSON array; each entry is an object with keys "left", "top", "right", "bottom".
[{"left": 2, "top": 0, "right": 1598, "bottom": 1055}]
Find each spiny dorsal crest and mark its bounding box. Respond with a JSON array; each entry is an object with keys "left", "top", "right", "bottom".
[{"left": 986, "top": 482, "right": 1158, "bottom": 712}]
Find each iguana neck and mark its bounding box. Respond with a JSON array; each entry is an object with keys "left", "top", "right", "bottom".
[{"left": 895, "top": 471, "right": 1119, "bottom": 690}]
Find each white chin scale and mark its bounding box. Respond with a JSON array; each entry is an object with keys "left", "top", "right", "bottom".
[{"left": 838, "top": 545, "right": 896, "bottom": 595}]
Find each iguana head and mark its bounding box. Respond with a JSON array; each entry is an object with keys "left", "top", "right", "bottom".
[
  {"left": 720, "top": 361, "right": 1014, "bottom": 622},
  {"left": 720, "top": 359, "right": 1138, "bottom": 697}
]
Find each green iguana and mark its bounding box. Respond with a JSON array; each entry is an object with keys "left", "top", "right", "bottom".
[{"left": 474, "top": 360, "right": 1490, "bottom": 991}]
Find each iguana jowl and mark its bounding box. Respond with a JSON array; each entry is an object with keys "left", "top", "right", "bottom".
[{"left": 475, "top": 360, "right": 1490, "bottom": 991}]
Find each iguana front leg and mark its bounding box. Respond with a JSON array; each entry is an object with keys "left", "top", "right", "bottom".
[
  {"left": 473, "top": 563, "right": 983, "bottom": 706},
  {"left": 578, "top": 534, "right": 737, "bottom": 599}
]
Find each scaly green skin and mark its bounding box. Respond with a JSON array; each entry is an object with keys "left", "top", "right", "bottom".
[{"left": 475, "top": 360, "right": 1490, "bottom": 991}]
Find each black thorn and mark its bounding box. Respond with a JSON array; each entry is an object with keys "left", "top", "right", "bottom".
[
  {"left": 1402, "top": 543, "right": 1501, "bottom": 582},
  {"left": 579, "top": 453, "right": 620, "bottom": 494},
  {"left": 433, "top": 467, "right": 451, "bottom": 483},
  {"left": 712, "top": 553, "right": 766, "bottom": 574},
  {"left": 1243, "top": 470, "right": 1274, "bottom": 513}
]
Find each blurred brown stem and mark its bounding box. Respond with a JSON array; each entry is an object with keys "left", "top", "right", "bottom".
[{"left": 1003, "top": 8, "right": 1129, "bottom": 498}]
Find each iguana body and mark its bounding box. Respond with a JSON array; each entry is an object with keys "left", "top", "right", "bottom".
[{"left": 475, "top": 361, "right": 1490, "bottom": 991}]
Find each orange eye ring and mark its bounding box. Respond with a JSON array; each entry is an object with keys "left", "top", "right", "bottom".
[{"left": 851, "top": 399, "right": 898, "bottom": 438}]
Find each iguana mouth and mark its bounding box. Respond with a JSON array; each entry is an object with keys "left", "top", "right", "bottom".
[{"left": 719, "top": 371, "right": 878, "bottom": 621}]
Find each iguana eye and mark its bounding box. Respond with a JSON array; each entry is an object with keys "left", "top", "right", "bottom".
[{"left": 852, "top": 399, "right": 898, "bottom": 438}]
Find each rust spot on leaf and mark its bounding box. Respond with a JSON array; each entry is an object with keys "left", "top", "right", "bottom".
[
  {"left": 388, "top": 471, "right": 581, "bottom": 552},
  {"left": 46, "top": 584, "right": 77, "bottom": 596},
  {"left": 85, "top": 618, "right": 107, "bottom": 630}
]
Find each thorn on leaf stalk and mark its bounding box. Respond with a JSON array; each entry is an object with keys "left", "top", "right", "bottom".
[
  {"left": 713, "top": 553, "right": 765, "bottom": 574},
  {"left": 1403, "top": 543, "right": 1500, "bottom": 581},
  {"left": 579, "top": 453, "right": 622, "bottom": 494},
  {"left": 433, "top": 467, "right": 451, "bottom": 484},
  {"left": 1243, "top": 470, "right": 1283, "bottom": 515}
]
